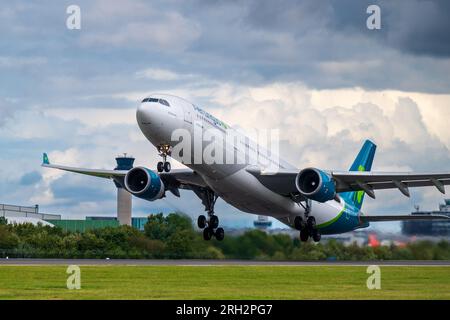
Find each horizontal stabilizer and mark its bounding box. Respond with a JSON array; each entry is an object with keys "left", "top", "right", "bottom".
[{"left": 361, "top": 214, "right": 450, "bottom": 222}]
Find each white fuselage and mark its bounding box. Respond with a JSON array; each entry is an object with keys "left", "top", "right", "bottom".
[{"left": 137, "top": 94, "right": 346, "bottom": 228}]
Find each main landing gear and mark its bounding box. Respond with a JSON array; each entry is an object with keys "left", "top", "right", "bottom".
[
  {"left": 295, "top": 216, "right": 321, "bottom": 242},
  {"left": 195, "top": 189, "right": 224, "bottom": 241},
  {"left": 156, "top": 145, "right": 171, "bottom": 173},
  {"left": 294, "top": 199, "right": 321, "bottom": 242}
]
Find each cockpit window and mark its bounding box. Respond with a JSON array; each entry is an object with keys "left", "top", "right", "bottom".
[
  {"left": 141, "top": 97, "right": 170, "bottom": 106},
  {"left": 141, "top": 98, "right": 159, "bottom": 103},
  {"left": 159, "top": 99, "right": 170, "bottom": 107}
]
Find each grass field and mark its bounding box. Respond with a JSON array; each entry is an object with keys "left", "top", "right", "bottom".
[{"left": 0, "top": 265, "right": 449, "bottom": 299}]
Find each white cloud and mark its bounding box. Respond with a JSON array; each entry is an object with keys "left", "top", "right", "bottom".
[
  {"left": 136, "top": 68, "right": 180, "bottom": 81},
  {"left": 80, "top": 11, "right": 201, "bottom": 52},
  {"left": 44, "top": 108, "right": 136, "bottom": 128},
  {"left": 0, "top": 100, "right": 15, "bottom": 127},
  {"left": 319, "top": 60, "right": 383, "bottom": 74},
  {"left": 0, "top": 56, "right": 46, "bottom": 68},
  {"left": 135, "top": 68, "right": 196, "bottom": 81}
]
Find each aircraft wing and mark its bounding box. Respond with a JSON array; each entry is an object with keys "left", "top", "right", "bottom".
[
  {"left": 245, "top": 167, "right": 299, "bottom": 195},
  {"left": 360, "top": 214, "right": 450, "bottom": 222},
  {"left": 246, "top": 167, "right": 450, "bottom": 198},
  {"left": 41, "top": 153, "right": 208, "bottom": 193},
  {"left": 42, "top": 163, "right": 128, "bottom": 179}
]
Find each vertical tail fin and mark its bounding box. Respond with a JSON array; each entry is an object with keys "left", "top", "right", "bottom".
[
  {"left": 341, "top": 140, "right": 376, "bottom": 210},
  {"left": 43, "top": 153, "right": 50, "bottom": 165}
]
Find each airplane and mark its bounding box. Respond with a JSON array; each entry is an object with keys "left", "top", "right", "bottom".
[{"left": 42, "top": 94, "right": 450, "bottom": 242}]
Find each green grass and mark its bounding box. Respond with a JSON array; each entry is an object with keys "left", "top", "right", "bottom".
[{"left": 0, "top": 265, "right": 449, "bottom": 299}]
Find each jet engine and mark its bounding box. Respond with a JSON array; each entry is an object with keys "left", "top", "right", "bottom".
[
  {"left": 295, "top": 168, "right": 336, "bottom": 202},
  {"left": 124, "top": 167, "right": 164, "bottom": 201}
]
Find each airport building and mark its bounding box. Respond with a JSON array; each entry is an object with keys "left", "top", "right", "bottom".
[
  {"left": 402, "top": 199, "right": 450, "bottom": 237},
  {"left": 0, "top": 203, "right": 61, "bottom": 226},
  {"left": 44, "top": 216, "right": 149, "bottom": 232},
  {"left": 1, "top": 203, "right": 150, "bottom": 232},
  {"left": 84, "top": 216, "right": 149, "bottom": 231}
]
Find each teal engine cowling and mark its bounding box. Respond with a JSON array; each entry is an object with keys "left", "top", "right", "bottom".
[
  {"left": 124, "top": 167, "right": 164, "bottom": 201},
  {"left": 295, "top": 168, "right": 336, "bottom": 202}
]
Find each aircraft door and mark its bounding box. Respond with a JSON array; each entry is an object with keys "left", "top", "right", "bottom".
[{"left": 183, "top": 104, "right": 193, "bottom": 124}]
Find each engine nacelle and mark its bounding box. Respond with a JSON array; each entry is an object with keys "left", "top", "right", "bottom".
[
  {"left": 124, "top": 167, "right": 164, "bottom": 201},
  {"left": 295, "top": 168, "right": 336, "bottom": 203}
]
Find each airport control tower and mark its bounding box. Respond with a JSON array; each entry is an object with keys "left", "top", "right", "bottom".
[
  {"left": 114, "top": 154, "right": 135, "bottom": 226},
  {"left": 253, "top": 215, "right": 272, "bottom": 230}
]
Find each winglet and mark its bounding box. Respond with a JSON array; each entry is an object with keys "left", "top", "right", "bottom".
[{"left": 42, "top": 153, "right": 50, "bottom": 165}]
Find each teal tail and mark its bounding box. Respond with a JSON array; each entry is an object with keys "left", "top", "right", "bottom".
[
  {"left": 43, "top": 153, "right": 50, "bottom": 165},
  {"left": 341, "top": 140, "right": 377, "bottom": 210}
]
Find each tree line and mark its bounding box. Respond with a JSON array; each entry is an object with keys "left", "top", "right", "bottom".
[{"left": 0, "top": 214, "right": 449, "bottom": 260}]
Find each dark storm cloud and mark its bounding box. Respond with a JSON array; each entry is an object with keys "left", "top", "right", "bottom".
[
  {"left": 242, "top": 0, "right": 450, "bottom": 58},
  {"left": 1, "top": 0, "right": 449, "bottom": 97},
  {"left": 183, "top": 0, "right": 450, "bottom": 92},
  {"left": 382, "top": 0, "right": 450, "bottom": 58}
]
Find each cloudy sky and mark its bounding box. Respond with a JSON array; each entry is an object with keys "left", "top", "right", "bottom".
[{"left": 1, "top": 0, "right": 450, "bottom": 232}]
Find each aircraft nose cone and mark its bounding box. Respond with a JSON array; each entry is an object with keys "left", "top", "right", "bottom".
[{"left": 137, "top": 102, "right": 151, "bottom": 124}]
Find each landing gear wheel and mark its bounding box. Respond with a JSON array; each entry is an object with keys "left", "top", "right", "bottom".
[
  {"left": 312, "top": 229, "right": 321, "bottom": 242},
  {"left": 197, "top": 215, "right": 207, "bottom": 229},
  {"left": 215, "top": 227, "right": 225, "bottom": 241},
  {"left": 203, "top": 228, "right": 213, "bottom": 241},
  {"left": 157, "top": 144, "right": 172, "bottom": 173},
  {"left": 193, "top": 187, "right": 222, "bottom": 241},
  {"left": 300, "top": 229, "right": 309, "bottom": 242},
  {"left": 294, "top": 216, "right": 304, "bottom": 231},
  {"left": 307, "top": 216, "right": 316, "bottom": 231},
  {"left": 163, "top": 162, "right": 171, "bottom": 172},
  {"left": 209, "top": 215, "right": 219, "bottom": 229}
]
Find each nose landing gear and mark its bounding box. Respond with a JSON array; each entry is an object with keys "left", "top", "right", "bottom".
[
  {"left": 157, "top": 161, "right": 171, "bottom": 173},
  {"left": 156, "top": 145, "right": 172, "bottom": 173}
]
